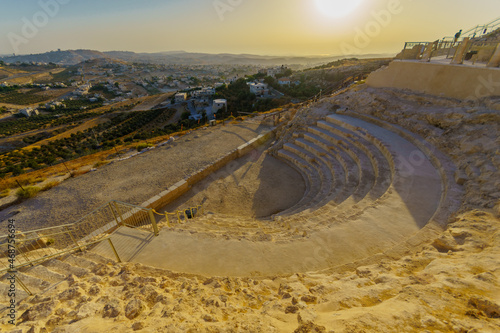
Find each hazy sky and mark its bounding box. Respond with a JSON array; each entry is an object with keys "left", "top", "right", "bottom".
[{"left": 0, "top": 0, "right": 498, "bottom": 56}]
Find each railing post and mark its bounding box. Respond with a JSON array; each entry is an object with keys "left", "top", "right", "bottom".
[
  {"left": 421, "top": 42, "right": 435, "bottom": 62},
  {"left": 112, "top": 201, "right": 124, "bottom": 226},
  {"left": 451, "top": 38, "right": 470, "bottom": 65},
  {"left": 15, "top": 242, "right": 31, "bottom": 266},
  {"left": 65, "top": 225, "right": 84, "bottom": 252},
  {"left": 487, "top": 43, "right": 500, "bottom": 67},
  {"left": 165, "top": 213, "right": 171, "bottom": 228},
  {"left": 109, "top": 202, "right": 120, "bottom": 227},
  {"left": 107, "top": 238, "right": 121, "bottom": 263},
  {"left": 13, "top": 274, "right": 32, "bottom": 296},
  {"left": 148, "top": 209, "right": 159, "bottom": 236}
]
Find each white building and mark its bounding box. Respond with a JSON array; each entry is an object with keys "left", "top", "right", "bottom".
[
  {"left": 249, "top": 82, "right": 269, "bottom": 96},
  {"left": 74, "top": 83, "right": 92, "bottom": 96},
  {"left": 175, "top": 92, "right": 188, "bottom": 103},
  {"left": 19, "top": 108, "right": 39, "bottom": 117},
  {"left": 192, "top": 87, "right": 215, "bottom": 98},
  {"left": 278, "top": 77, "right": 292, "bottom": 86},
  {"left": 45, "top": 101, "right": 65, "bottom": 110},
  {"left": 213, "top": 99, "right": 227, "bottom": 112}
]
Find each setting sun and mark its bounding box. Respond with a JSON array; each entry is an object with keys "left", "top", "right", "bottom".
[{"left": 314, "top": 0, "right": 364, "bottom": 18}]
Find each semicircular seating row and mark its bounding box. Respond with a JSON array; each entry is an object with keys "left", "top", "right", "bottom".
[
  {"left": 168, "top": 113, "right": 452, "bottom": 240},
  {"left": 274, "top": 113, "right": 446, "bottom": 231}
]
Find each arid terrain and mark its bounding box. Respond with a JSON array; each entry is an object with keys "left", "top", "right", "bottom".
[{"left": 0, "top": 84, "right": 499, "bottom": 333}]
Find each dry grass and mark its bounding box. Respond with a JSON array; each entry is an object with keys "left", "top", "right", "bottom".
[
  {"left": 16, "top": 186, "right": 41, "bottom": 199},
  {"left": 0, "top": 189, "right": 10, "bottom": 198},
  {"left": 93, "top": 160, "right": 110, "bottom": 168},
  {"left": 137, "top": 143, "right": 154, "bottom": 152},
  {"left": 41, "top": 180, "right": 60, "bottom": 191}
]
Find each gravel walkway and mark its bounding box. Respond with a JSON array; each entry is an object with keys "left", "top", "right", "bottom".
[{"left": 0, "top": 120, "right": 272, "bottom": 231}]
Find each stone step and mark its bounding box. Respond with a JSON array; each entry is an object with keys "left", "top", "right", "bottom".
[
  {"left": 0, "top": 279, "right": 29, "bottom": 306},
  {"left": 309, "top": 125, "right": 374, "bottom": 202},
  {"left": 12, "top": 272, "right": 51, "bottom": 294},
  {"left": 339, "top": 111, "right": 463, "bottom": 230},
  {"left": 317, "top": 120, "right": 393, "bottom": 208},
  {"left": 298, "top": 118, "right": 396, "bottom": 226},
  {"left": 318, "top": 121, "right": 380, "bottom": 173},
  {"left": 63, "top": 253, "right": 101, "bottom": 271},
  {"left": 326, "top": 115, "right": 396, "bottom": 174},
  {"left": 79, "top": 250, "right": 117, "bottom": 266},
  {"left": 42, "top": 258, "right": 90, "bottom": 278},
  {"left": 294, "top": 137, "right": 346, "bottom": 207},
  {"left": 282, "top": 143, "right": 334, "bottom": 215},
  {"left": 303, "top": 132, "right": 360, "bottom": 205},
  {"left": 276, "top": 120, "right": 398, "bottom": 227},
  {"left": 20, "top": 264, "right": 66, "bottom": 285}
]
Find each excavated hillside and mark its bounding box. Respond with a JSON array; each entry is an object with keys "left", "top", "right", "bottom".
[{"left": 1, "top": 85, "right": 499, "bottom": 333}]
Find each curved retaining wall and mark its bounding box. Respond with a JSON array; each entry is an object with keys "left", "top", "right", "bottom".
[{"left": 140, "top": 131, "right": 275, "bottom": 212}]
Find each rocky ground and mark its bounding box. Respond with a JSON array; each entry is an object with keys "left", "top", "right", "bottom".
[{"left": 1, "top": 85, "right": 499, "bottom": 332}]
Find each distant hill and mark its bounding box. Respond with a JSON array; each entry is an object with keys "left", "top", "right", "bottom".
[
  {"left": 1, "top": 49, "right": 395, "bottom": 67},
  {"left": 104, "top": 51, "right": 394, "bottom": 66},
  {"left": 1, "top": 49, "right": 109, "bottom": 65}
]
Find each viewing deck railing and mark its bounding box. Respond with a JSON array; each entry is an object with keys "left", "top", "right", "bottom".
[
  {"left": 398, "top": 39, "right": 500, "bottom": 67},
  {"left": 442, "top": 17, "right": 500, "bottom": 41}
]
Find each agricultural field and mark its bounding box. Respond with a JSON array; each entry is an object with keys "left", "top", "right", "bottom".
[
  {"left": 0, "top": 99, "right": 104, "bottom": 138},
  {"left": 0, "top": 87, "right": 68, "bottom": 105},
  {"left": 0, "top": 107, "right": 181, "bottom": 176}
]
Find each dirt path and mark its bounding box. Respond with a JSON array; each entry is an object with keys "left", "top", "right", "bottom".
[{"left": 0, "top": 120, "right": 273, "bottom": 231}]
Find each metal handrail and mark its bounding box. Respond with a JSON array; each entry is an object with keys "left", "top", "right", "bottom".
[
  {"left": 441, "top": 17, "right": 499, "bottom": 40},
  {"left": 399, "top": 38, "right": 499, "bottom": 65},
  {"left": 0, "top": 200, "right": 158, "bottom": 274},
  {"left": 152, "top": 204, "right": 204, "bottom": 227}
]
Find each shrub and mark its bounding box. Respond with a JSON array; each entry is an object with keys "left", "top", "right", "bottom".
[
  {"left": 45, "top": 238, "right": 55, "bottom": 246},
  {"left": 93, "top": 161, "right": 110, "bottom": 168},
  {"left": 16, "top": 186, "right": 41, "bottom": 199},
  {"left": 33, "top": 176, "right": 46, "bottom": 184},
  {"left": 137, "top": 143, "right": 153, "bottom": 152},
  {"left": 41, "top": 180, "right": 59, "bottom": 191}
]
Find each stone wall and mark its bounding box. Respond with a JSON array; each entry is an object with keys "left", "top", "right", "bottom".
[{"left": 366, "top": 61, "right": 500, "bottom": 100}]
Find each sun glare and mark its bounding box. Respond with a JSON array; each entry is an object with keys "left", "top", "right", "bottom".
[{"left": 314, "top": 0, "right": 364, "bottom": 19}]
